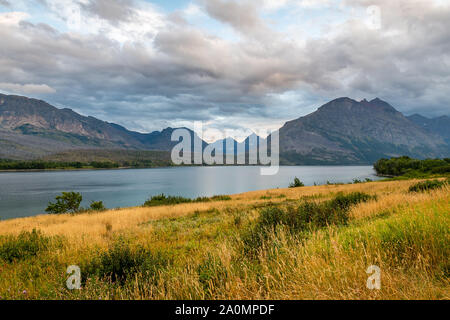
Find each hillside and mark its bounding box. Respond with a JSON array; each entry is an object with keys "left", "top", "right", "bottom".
[
  {"left": 1, "top": 94, "right": 449, "bottom": 164},
  {"left": 408, "top": 114, "right": 450, "bottom": 145},
  {"left": 0, "top": 179, "right": 448, "bottom": 299},
  {"left": 279, "top": 98, "right": 449, "bottom": 164},
  {"left": 0, "top": 94, "right": 202, "bottom": 159}
]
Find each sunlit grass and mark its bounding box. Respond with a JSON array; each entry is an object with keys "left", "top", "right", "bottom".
[{"left": 0, "top": 179, "right": 448, "bottom": 300}]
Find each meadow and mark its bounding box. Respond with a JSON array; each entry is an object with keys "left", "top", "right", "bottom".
[{"left": 0, "top": 179, "right": 448, "bottom": 300}]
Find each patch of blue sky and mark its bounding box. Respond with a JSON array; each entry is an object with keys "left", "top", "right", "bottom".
[
  {"left": 133, "top": 0, "right": 239, "bottom": 42},
  {"left": 1, "top": 0, "right": 69, "bottom": 32},
  {"left": 183, "top": 9, "right": 239, "bottom": 42},
  {"left": 144, "top": 0, "right": 191, "bottom": 13},
  {"left": 261, "top": 1, "right": 357, "bottom": 39}
]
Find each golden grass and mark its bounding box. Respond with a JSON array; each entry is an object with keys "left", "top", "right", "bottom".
[
  {"left": 0, "top": 179, "right": 448, "bottom": 300},
  {"left": 0, "top": 180, "right": 420, "bottom": 240}
]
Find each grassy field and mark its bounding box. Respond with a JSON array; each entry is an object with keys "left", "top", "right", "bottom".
[{"left": 0, "top": 179, "right": 448, "bottom": 300}]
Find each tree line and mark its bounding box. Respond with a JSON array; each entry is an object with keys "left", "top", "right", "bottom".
[
  {"left": 374, "top": 156, "right": 450, "bottom": 177},
  {"left": 0, "top": 160, "right": 120, "bottom": 170}
]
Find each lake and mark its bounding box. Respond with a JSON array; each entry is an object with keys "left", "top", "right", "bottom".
[{"left": 0, "top": 166, "right": 380, "bottom": 220}]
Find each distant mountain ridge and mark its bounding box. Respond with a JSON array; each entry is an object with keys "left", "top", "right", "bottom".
[
  {"left": 0, "top": 93, "right": 448, "bottom": 163},
  {"left": 277, "top": 97, "right": 448, "bottom": 164},
  {"left": 407, "top": 114, "right": 450, "bottom": 145},
  {"left": 0, "top": 94, "right": 203, "bottom": 159}
]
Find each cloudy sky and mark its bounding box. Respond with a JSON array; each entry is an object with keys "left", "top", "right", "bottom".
[{"left": 0, "top": 0, "right": 449, "bottom": 141}]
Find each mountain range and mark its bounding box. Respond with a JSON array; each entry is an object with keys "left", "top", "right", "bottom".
[
  {"left": 0, "top": 93, "right": 448, "bottom": 164},
  {"left": 0, "top": 94, "right": 201, "bottom": 159},
  {"left": 407, "top": 114, "right": 450, "bottom": 145},
  {"left": 278, "top": 97, "right": 448, "bottom": 164}
]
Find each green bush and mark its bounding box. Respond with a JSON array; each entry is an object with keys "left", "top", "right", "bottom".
[
  {"left": 209, "top": 195, "right": 232, "bottom": 201},
  {"left": 46, "top": 192, "right": 82, "bottom": 214},
  {"left": 242, "top": 192, "right": 376, "bottom": 255},
  {"left": 84, "top": 239, "right": 169, "bottom": 284},
  {"left": 408, "top": 180, "right": 447, "bottom": 193},
  {"left": 0, "top": 229, "right": 51, "bottom": 263},
  {"left": 330, "top": 192, "right": 376, "bottom": 211},
  {"left": 89, "top": 201, "right": 106, "bottom": 212},
  {"left": 144, "top": 194, "right": 193, "bottom": 206},
  {"left": 289, "top": 177, "right": 305, "bottom": 188},
  {"left": 144, "top": 194, "right": 231, "bottom": 207}
]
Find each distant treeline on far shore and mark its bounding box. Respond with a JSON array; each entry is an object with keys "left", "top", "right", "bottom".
[
  {"left": 0, "top": 159, "right": 172, "bottom": 170},
  {"left": 374, "top": 156, "right": 450, "bottom": 177},
  {"left": 1, "top": 156, "right": 450, "bottom": 173}
]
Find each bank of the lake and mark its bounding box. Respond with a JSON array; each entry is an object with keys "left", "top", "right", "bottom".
[
  {"left": 0, "top": 166, "right": 380, "bottom": 220},
  {"left": 0, "top": 178, "right": 448, "bottom": 300}
]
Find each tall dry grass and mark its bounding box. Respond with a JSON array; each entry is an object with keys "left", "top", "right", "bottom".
[{"left": 0, "top": 179, "right": 448, "bottom": 300}]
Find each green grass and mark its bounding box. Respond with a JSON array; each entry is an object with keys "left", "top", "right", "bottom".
[
  {"left": 143, "top": 194, "right": 231, "bottom": 207},
  {"left": 339, "top": 202, "right": 450, "bottom": 275},
  {"left": 81, "top": 238, "right": 170, "bottom": 284},
  {"left": 0, "top": 230, "right": 56, "bottom": 263},
  {"left": 241, "top": 192, "right": 376, "bottom": 256}
]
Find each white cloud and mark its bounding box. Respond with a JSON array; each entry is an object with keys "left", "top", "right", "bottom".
[
  {"left": 41, "top": 0, "right": 166, "bottom": 44},
  {"left": 0, "top": 83, "right": 56, "bottom": 94},
  {"left": 0, "top": 11, "right": 29, "bottom": 25}
]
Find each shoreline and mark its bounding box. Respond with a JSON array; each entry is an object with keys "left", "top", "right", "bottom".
[
  {"left": 0, "top": 174, "right": 447, "bottom": 300},
  {"left": 0, "top": 178, "right": 384, "bottom": 223},
  {"left": 0, "top": 176, "right": 390, "bottom": 222},
  {"left": 0, "top": 163, "right": 376, "bottom": 173}
]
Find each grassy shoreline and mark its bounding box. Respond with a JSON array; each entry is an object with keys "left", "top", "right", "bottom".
[{"left": 0, "top": 178, "right": 448, "bottom": 300}]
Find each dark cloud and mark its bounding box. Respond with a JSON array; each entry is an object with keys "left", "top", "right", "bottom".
[
  {"left": 80, "top": 0, "right": 135, "bottom": 23},
  {"left": 0, "top": 0, "right": 449, "bottom": 135}
]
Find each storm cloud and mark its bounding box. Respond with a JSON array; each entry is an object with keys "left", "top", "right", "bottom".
[{"left": 0, "top": 0, "right": 449, "bottom": 137}]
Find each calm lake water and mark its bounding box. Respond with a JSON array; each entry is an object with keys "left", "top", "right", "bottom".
[{"left": 0, "top": 166, "right": 380, "bottom": 220}]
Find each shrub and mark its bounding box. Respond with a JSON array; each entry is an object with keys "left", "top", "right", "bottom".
[
  {"left": 298, "top": 201, "right": 348, "bottom": 229},
  {"left": 209, "top": 195, "right": 232, "bottom": 201},
  {"left": 89, "top": 201, "right": 106, "bottom": 212},
  {"left": 408, "top": 180, "right": 447, "bottom": 193},
  {"left": 144, "top": 194, "right": 193, "bottom": 207},
  {"left": 330, "top": 192, "right": 376, "bottom": 211},
  {"left": 289, "top": 177, "right": 304, "bottom": 188},
  {"left": 84, "top": 239, "right": 169, "bottom": 284},
  {"left": 144, "top": 194, "right": 231, "bottom": 207},
  {"left": 46, "top": 192, "right": 82, "bottom": 214},
  {"left": 242, "top": 192, "right": 376, "bottom": 255},
  {"left": 0, "top": 229, "right": 51, "bottom": 262}
]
